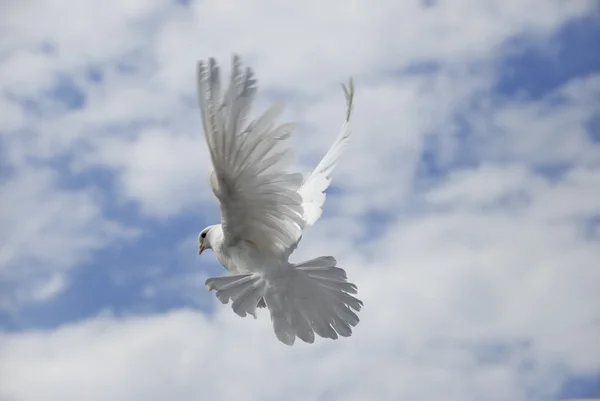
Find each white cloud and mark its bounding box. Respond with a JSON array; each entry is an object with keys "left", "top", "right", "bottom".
[
  {"left": 1, "top": 0, "right": 171, "bottom": 71},
  {"left": 0, "top": 0, "right": 594, "bottom": 220},
  {"left": 466, "top": 74, "right": 600, "bottom": 167},
  {"left": 2, "top": 173, "right": 599, "bottom": 400},
  {"left": 29, "top": 273, "right": 68, "bottom": 302},
  {"left": 424, "top": 164, "right": 533, "bottom": 207},
  {"left": 0, "top": 167, "right": 139, "bottom": 308},
  {"left": 5, "top": 134, "right": 599, "bottom": 401},
  {"left": 0, "top": 50, "right": 57, "bottom": 97},
  {"left": 0, "top": 168, "right": 132, "bottom": 273},
  {"left": 76, "top": 126, "right": 213, "bottom": 217}
]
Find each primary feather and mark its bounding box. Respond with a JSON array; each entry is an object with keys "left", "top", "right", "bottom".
[{"left": 197, "top": 55, "right": 361, "bottom": 345}]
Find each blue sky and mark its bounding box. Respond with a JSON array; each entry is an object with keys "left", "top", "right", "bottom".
[{"left": 1, "top": 1, "right": 599, "bottom": 400}]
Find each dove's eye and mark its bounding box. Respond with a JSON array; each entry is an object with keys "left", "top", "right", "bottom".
[{"left": 201, "top": 232, "right": 207, "bottom": 239}]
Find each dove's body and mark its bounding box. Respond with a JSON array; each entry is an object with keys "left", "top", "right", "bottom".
[
  {"left": 205, "top": 224, "right": 283, "bottom": 275},
  {"left": 196, "top": 56, "right": 362, "bottom": 345}
]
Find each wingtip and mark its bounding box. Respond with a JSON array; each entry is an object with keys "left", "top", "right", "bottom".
[
  {"left": 197, "top": 60, "right": 205, "bottom": 78},
  {"left": 341, "top": 76, "right": 355, "bottom": 122}
]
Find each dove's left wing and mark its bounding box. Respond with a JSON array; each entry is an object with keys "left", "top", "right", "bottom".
[
  {"left": 298, "top": 78, "right": 354, "bottom": 227},
  {"left": 279, "top": 80, "right": 355, "bottom": 260},
  {"left": 197, "top": 56, "right": 304, "bottom": 258}
]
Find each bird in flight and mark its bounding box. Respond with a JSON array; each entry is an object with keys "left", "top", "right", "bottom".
[{"left": 196, "top": 55, "right": 362, "bottom": 345}]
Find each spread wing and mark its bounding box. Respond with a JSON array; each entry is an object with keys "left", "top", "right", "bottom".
[
  {"left": 196, "top": 55, "right": 305, "bottom": 258},
  {"left": 298, "top": 78, "right": 354, "bottom": 226},
  {"left": 281, "top": 79, "right": 355, "bottom": 260}
]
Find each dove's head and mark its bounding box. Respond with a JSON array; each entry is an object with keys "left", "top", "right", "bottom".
[{"left": 198, "top": 224, "right": 220, "bottom": 255}]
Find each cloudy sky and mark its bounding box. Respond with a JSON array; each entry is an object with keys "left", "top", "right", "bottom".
[{"left": 1, "top": 0, "right": 599, "bottom": 400}]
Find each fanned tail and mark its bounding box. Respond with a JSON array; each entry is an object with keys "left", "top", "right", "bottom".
[{"left": 205, "top": 256, "right": 362, "bottom": 345}]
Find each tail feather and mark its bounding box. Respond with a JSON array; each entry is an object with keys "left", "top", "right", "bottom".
[
  {"left": 327, "top": 288, "right": 363, "bottom": 312},
  {"left": 231, "top": 283, "right": 265, "bottom": 318},
  {"left": 334, "top": 304, "right": 360, "bottom": 326},
  {"left": 331, "top": 313, "right": 352, "bottom": 337},
  {"left": 205, "top": 274, "right": 266, "bottom": 318},
  {"left": 291, "top": 307, "right": 315, "bottom": 344},
  {"left": 205, "top": 256, "right": 362, "bottom": 345},
  {"left": 206, "top": 274, "right": 253, "bottom": 292},
  {"left": 295, "top": 293, "right": 338, "bottom": 340},
  {"left": 302, "top": 299, "right": 341, "bottom": 339},
  {"left": 295, "top": 256, "right": 337, "bottom": 268},
  {"left": 316, "top": 280, "right": 358, "bottom": 295},
  {"left": 300, "top": 267, "right": 348, "bottom": 281}
]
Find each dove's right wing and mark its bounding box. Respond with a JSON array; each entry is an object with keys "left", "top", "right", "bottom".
[
  {"left": 197, "top": 56, "right": 305, "bottom": 259},
  {"left": 298, "top": 79, "right": 355, "bottom": 226}
]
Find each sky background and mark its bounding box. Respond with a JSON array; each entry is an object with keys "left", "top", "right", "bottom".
[{"left": 1, "top": 0, "right": 600, "bottom": 400}]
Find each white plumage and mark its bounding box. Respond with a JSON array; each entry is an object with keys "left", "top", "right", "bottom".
[{"left": 196, "top": 55, "right": 362, "bottom": 345}]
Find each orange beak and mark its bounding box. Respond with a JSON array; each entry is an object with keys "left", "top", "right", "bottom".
[{"left": 199, "top": 244, "right": 206, "bottom": 255}]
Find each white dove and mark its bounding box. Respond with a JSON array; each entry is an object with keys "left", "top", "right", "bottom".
[{"left": 196, "top": 55, "right": 362, "bottom": 345}]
